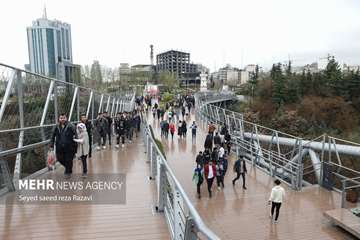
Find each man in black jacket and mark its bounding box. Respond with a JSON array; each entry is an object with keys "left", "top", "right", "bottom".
[
  {"left": 114, "top": 112, "right": 126, "bottom": 148},
  {"left": 204, "top": 133, "right": 213, "bottom": 150},
  {"left": 80, "top": 114, "right": 92, "bottom": 158},
  {"left": 232, "top": 156, "right": 248, "bottom": 189},
  {"left": 50, "top": 113, "right": 77, "bottom": 177},
  {"left": 103, "top": 111, "right": 112, "bottom": 146},
  {"left": 214, "top": 132, "right": 222, "bottom": 147},
  {"left": 195, "top": 151, "right": 204, "bottom": 167}
]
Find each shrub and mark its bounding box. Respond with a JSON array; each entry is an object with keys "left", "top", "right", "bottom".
[{"left": 298, "top": 96, "right": 359, "bottom": 133}]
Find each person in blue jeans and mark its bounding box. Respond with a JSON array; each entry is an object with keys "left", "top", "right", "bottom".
[
  {"left": 193, "top": 164, "right": 203, "bottom": 199},
  {"left": 190, "top": 121, "right": 197, "bottom": 141}
]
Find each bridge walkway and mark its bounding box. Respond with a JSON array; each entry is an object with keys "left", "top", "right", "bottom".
[
  {"left": 0, "top": 134, "right": 169, "bottom": 240},
  {"left": 149, "top": 110, "right": 357, "bottom": 240}
]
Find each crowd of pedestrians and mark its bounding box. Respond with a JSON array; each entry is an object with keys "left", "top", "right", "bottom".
[
  {"left": 192, "top": 121, "right": 286, "bottom": 223},
  {"left": 50, "top": 100, "right": 144, "bottom": 179}
]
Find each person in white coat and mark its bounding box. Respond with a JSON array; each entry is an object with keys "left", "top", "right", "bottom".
[
  {"left": 268, "top": 179, "right": 285, "bottom": 223},
  {"left": 74, "top": 123, "right": 90, "bottom": 177}
]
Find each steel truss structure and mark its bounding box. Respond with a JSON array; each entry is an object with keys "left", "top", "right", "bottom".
[
  {"left": 0, "top": 63, "right": 135, "bottom": 194},
  {"left": 195, "top": 91, "right": 360, "bottom": 199}
]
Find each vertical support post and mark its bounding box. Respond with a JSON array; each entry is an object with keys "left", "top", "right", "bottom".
[
  {"left": 54, "top": 82, "right": 59, "bottom": 123},
  {"left": 173, "top": 186, "right": 185, "bottom": 240},
  {"left": 0, "top": 71, "right": 15, "bottom": 124},
  {"left": 40, "top": 80, "right": 55, "bottom": 125},
  {"left": 111, "top": 97, "right": 115, "bottom": 117},
  {"left": 156, "top": 157, "right": 166, "bottom": 212},
  {"left": 86, "top": 91, "right": 93, "bottom": 118},
  {"left": 13, "top": 70, "right": 24, "bottom": 187},
  {"left": 184, "top": 217, "right": 197, "bottom": 240},
  {"left": 106, "top": 95, "right": 111, "bottom": 112},
  {"left": 68, "top": 86, "right": 78, "bottom": 122},
  {"left": 297, "top": 140, "right": 304, "bottom": 191},
  {"left": 341, "top": 180, "right": 346, "bottom": 208},
  {"left": 98, "top": 94, "right": 104, "bottom": 114}
]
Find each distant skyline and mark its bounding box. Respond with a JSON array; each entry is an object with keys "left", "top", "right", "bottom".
[{"left": 1, "top": 0, "right": 360, "bottom": 71}]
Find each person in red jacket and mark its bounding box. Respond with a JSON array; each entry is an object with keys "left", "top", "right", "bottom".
[
  {"left": 204, "top": 161, "right": 216, "bottom": 198},
  {"left": 169, "top": 122, "right": 176, "bottom": 140}
]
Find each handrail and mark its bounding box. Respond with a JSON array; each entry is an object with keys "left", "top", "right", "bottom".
[
  {"left": 0, "top": 62, "right": 132, "bottom": 98},
  {"left": 143, "top": 123, "right": 220, "bottom": 239}
]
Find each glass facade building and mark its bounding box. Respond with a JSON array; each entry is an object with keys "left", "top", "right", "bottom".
[{"left": 26, "top": 15, "right": 73, "bottom": 81}]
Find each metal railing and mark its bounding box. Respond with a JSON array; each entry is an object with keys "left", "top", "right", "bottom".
[
  {"left": 0, "top": 63, "right": 135, "bottom": 194},
  {"left": 142, "top": 120, "right": 220, "bottom": 240},
  {"left": 195, "top": 91, "right": 360, "bottom": 193}
]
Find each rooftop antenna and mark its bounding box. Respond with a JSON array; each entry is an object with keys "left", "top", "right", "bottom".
[{"left": 43, "top": 4, "right": 48, "bottom": 19}]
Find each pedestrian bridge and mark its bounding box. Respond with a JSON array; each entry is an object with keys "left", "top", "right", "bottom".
[{"left": 0, "top": 63, "right": 360, "bottom": 240}]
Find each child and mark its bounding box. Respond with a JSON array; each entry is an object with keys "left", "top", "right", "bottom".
[{"left": 73, "top": 123, "right": 89, "bottom": 177}]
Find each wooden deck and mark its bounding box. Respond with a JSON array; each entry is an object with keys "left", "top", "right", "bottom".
[
  {"left": 0, "top": 135, "right": 169, "bottom": 240},
  {"left": 324, "top": 208, "right": 360, "bottom": 239},
  {"left": 150, "top": 111, "right": 359, "bottom": 240},
  {"left": 1, "top": 109, "right": 359, "bottom": 240}
]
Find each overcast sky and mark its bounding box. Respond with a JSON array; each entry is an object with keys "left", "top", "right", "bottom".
[{"left": 1, "top": 0, "right": 360, "bottom": 71}]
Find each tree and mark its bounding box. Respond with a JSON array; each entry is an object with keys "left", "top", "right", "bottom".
[
  {"left": 271, "top": 63, "right": 287, "bottom": 108},
  {"left": 159, "top": 71, "right": 178, "bottom": 92},
  {"left": 90, "top": 60, "right": 103, "bottom": 89},
  {"left": 324, "top": 56, "right": 342, "bottom": 95}
]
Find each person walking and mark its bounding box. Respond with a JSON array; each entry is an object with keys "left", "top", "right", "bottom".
[
  {"left": 190, "top": 121, "right": 197, "bottom": 142},
  {"left": 50, "top": 113, "right": 77, "bottom": 178},
  {"left": 196, "top": 151, "right": 204, "bottom": 167},
  {"left": 177, "top": 120, "right": 183, "bottom": 139},
  {"left": 232, "top": 156, "right": 248, "bottom": 189},
  {"left": 204, "top": 161, "right": 216, "bottom": 198},
  {"left": 219, "top": 145, "right": 225, "bottom": 161},
  {"left": 208, "top": 122, "right": 216, "bottom": 136},
  {"left": 224, "top": 132, "right": 232, "bottom": 154},
  {"left": 80, "top": 114, "right": 92, "bottom": 158},
  {"left": 181, "top": 120, "right": 187, "bottom": 138},
  {"left": 103, "top": 111, "right": 112, "bottom": 146},
  {"left": 169, "top": 121, "right": 176, "bottom": 140},
  {"left": 193, "top": 164, "right": 204, "bottom": 199},
  {"left": 73, "top": 123, "right": 89, "bottom": 178},
  {"left": 204, "top": 133, "right": 213, "bottom": 151},
  {"left": 268, "top": 179, "right": 285, "bottom": 223},
  {"left": 95, "top": 113, "right": 108, "bottom": 150},
  {"left": 214, "top": 132, "right": 221, "bottom": 148},
  {"left": 163, "top": 120, "right": 169, "bottom": 138},
  {"left": 216, "top": 161, "right": 225, "bottom": 190},
  {"left": 114, "top": 113, "right": 126, "bottom": 148},
  {"left": 160, "top": 119, "right": 166, "bottom": 137},
  {"left": 134, "top": 112, "right": 141, "bottom": 137}
]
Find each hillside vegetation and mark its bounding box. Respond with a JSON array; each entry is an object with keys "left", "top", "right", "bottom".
[{"left": 230, "top": 57, "right": 360, "bottom": 142}]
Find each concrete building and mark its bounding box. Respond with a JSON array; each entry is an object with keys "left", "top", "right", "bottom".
[
  {"left": 131, "top": 64, "right": 155, "bottom": 72},
  {"left": 156, "top": 50, "right": 202, "bottom": 86},
  {"left": 292, "top": 62, "right": 319, "bottom": 74},
  {"left": 119, "top": 63, "right": 131, "bottom": 74},
  {"left": 26, "top": 9, "right": 77, "bottom": 82},
  {"left": 342, "top": 64, "right": 360, "bottom": 72},
  {"left": 156, "top": 50, "right": 190, "bottom": 77},
  {"left": 239, "top": 70, "right": 250, "bottom": 84}
]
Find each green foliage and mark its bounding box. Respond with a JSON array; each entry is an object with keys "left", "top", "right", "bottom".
[
  {"left": 234, "top": 56, "right": 360, "bottom": 141},
  {"left": 148, "top": 125, "right": 166, "bottom": 159},
  {"left": 271, "top": 63, "right": 287, "bottom": 107},
  {"left": 159, "top": 72, "right": 179, "bottom": 92},
  {"left": 90, "top": 60, "right": 103, "bottom": 84}
]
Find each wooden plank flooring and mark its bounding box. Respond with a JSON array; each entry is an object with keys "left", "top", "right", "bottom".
[
  {"left": 150, "top": 110, "right": 359, "bottom": 240},
  {"left": 0, "top": 135, "right": 169, "bottom": 240}
]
